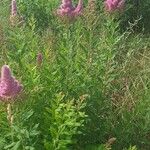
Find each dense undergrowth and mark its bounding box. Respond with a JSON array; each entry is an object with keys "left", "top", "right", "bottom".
[{"left": 0, "top": 0, "right": 150, "bottom": 150}]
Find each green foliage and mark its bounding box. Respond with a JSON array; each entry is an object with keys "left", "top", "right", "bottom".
[
  {"left": 18, "top": 0, "right": 58, "bottom": 31},
  {"left": 0, "top": 108, "right": 40, "bottom": 150},
  {"left": 121, "top": 0, "right": 150, "bottom": 32},
  {"left": 44, "top": 93, "right": 87, "bottom": 150},
  {"left": 124, "top": 146, "right": 137, "bottom": 150},
  {"left": 0, "top": 0, "right": 150, "bottom": 150}
]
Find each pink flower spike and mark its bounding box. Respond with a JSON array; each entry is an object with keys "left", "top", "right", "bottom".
[
  {"left": 57, "top": 0, "right": 74, "bottom": 16},
  {"left": 11, "top": 0, "right": 17, "bottom": 16},
  {"left": 72, "top": 0, "right": 83, "bottom": 16},
  {"left": 57, "top": 0, "right": 83, "bottom": 18},
  {"left": 104, "top": 0, "right": 125, "bottom": 13},
  {"left": 37, "top": 52, "right": 43, "bottom": 66},
  {"left": 0, "top": 65, "right": 23, "bottom": 100}
]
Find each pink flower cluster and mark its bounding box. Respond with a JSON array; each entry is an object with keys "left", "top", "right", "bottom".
[
  {"left": 11, "top": 0, "right": 17, "bottom": 16},
  {"left": 105, "top": 0, "right": 125, "bottom": 12},
  {"left": 0, "top": 65, "right": 23, "bottom": 100},
  {"left": 57, "top": 0, "right": 83, "bottom": 17},
  {"left": 10, "top": 0, "right": 24, "bottom": 27}
]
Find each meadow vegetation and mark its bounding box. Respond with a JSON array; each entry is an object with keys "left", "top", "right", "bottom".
[{"left": 0, "top": 0, "right": 150, "bottom": 150}]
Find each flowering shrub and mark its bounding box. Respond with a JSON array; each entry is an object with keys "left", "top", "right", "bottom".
[{"left": 0, "top": 0, "right": 150, "bottom": 150}]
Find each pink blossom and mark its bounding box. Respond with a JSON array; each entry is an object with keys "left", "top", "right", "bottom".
[
  {"left": 72, "top": 0, "right": 83, "bottom": 16},
  {"left": 11, "top": 0, "right": 17, "bottom": 16},
  {"left": 0, "top": 65, "right": 23, "bottom": 99},
  {"left": 57, "top": 0, "right": 83, "bottom": 17},
  {"left": 105, "top": 0, "right": 125, "bottom": 12}
]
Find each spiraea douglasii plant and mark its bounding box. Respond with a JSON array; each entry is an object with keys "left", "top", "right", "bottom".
[{"left": 0, "top": 0, "right": 150, "bottom": 150}]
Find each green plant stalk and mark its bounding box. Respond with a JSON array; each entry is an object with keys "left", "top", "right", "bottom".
[{"left": 6, "top": 103, "right": 14, "bottom": 143}]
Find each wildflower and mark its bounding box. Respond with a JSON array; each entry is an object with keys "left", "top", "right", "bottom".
[
  {"left": 10, "top": 0, "right": 24, "bottom": 26},
  {"left": 57, "top": 0, "right": 83, "bottom": 18},
  {"left": 37, "top": 52, "right": 43, "bottom": 67},
  {"left": 72, "top": 0, "right": 83, "bottom": 16},
  {"left": 11, "top": 0, "right": 17, "bottom": 16},
  {"left": 104, "top": 0, "right": 125, "bottom": 12},
  {"left": 0, "top": 65, "right": 23, "bottom": 100}
]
